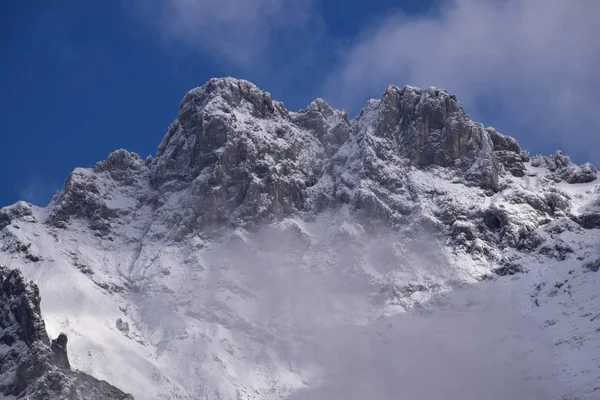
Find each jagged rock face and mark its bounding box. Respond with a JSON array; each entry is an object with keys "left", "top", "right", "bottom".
[
  {"left": 0, "top": 265, "right": 50, "bottom": 396},
  {"left": 42, "top": 77, "right": 597, "bottom": 241},
  {"left": 150, "top": 78, "right": 328, "bottom": 228},
  {"left": 0, "top": 202, "right": 37, "bottom": 231},
  {"left": 151, "top": 78, "right": 289, "bottom": 186},
  {"left": 0, "top": 265, "right": 47, "bottom": 346},
  {"left": 376, "top": 86, "right": 499, "bottom": 189},
  {"left": 487, "top": 128, "right": 529, "bottom": 178},
  {"left": 291, "top": 98, "right": 351, "bottom": 157},
  {"left": 532, "top": 151, "right": 598, "bottom": 184},
  {"left": 0, "top": 266, "right": 133, "bottom": 399},
  {"left": 137, "top": 78, "right": 503, "bottom": 232},
  {"left": 47, "top": 151, "right": 150, "bottom": 232}
]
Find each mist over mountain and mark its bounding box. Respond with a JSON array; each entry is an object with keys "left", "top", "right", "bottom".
[{"left": 1, "top": 78, "right": 599, "bottom": 399}]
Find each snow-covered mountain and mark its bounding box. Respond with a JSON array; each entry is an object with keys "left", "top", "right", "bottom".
[{"left": 1, "top": 77, "right": 599, "bottom": 399}]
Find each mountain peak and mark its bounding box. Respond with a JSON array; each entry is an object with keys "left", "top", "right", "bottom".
[
  {"left": 373, "top": 82, "right": 499, "bottom": 189},
  {"left": 178, "top": 77, "right": 281, "bottom": 117}
]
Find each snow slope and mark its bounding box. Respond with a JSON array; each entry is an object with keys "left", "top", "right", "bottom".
[{"left": 1, "top": 77, "right": 599, "bottom": 399}]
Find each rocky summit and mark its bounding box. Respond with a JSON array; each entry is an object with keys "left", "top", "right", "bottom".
[{"left": 1, "top": 77, "right": 599, "bottom": 400}]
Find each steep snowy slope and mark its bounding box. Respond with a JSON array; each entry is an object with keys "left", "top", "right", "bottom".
[{"left": 1, "top": 77, "right": 599, "bottom": 399}]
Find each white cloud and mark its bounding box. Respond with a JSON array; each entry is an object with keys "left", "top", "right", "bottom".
[
  {"left": 325, "top": 0, "right": 600, "bottom": 164},
  {"left": 127, "top": 0, "right": 314, "bottom": 65},
  {"left": 17, "top": 178, "right": 60, "bottom": 206}
]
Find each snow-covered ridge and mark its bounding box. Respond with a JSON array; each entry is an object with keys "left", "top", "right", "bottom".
[{"left": 1, "top": 77, "right": 599, "bottom": 399}]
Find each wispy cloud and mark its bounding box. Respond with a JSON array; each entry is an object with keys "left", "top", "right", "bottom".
[
  {"left": 324, "top": 0, "right": 600, "bottom": 164},
  {"left": 126, "top": 0, "right": 315, "bottom": 66},
  {"left": 16, "top": 178, "right": 60, "bottom": 206}
]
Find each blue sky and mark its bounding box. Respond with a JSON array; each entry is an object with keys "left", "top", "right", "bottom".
[{"left": 1, "top": 0, "right": 599, "bottom": 207}]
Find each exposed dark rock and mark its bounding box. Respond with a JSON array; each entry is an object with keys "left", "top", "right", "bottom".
[
  {"left": 116, "top": 318, "right": 129, "bottom": 333},
  {"left": 0, "top": 202, "right": 36, "bottom": 230},
  {"left": 532, "top": 151, "right": 597, "bottom": 184},
  {"left": 0, "top": 211, "right": 9, "bottom": 230},
  {"left": 539, "top": 242, "right": 575, "bottom": 261},
  {"left": 46, "top": 148, "right": 148, "bottom": 232},
  {"left": 507, "top": 191, "right": 550, "bottom": 214},
  {"left": 74, "top": 263, "right": 94, "bottom": 275},
  {"left": 25, "top": 253, "right": 42, "bottom": 262},
  {"left": 487, "top": 128, "right": 522, "bottom": 154},
  {"left": 94, "top": 149, "right": 143, "bottom": 173},
  {"left": 377, "top": 86, "right": 499, "bottom": 190},
  {"left": 573, "top": 212, "right": 600, "bottom": 229},
  {"left": 94, "top": 149, "right": 145, "bottom": 183},
  {"left": 544, "top": 218, "right": 582, "bottom": 235},
  {"left": 149, "top": 78, "right": 327, "bottom": 229},
  {"left": 495, "top": 150, "right": 527, "bottom": 177},
  {"left": 47, "top": 172, "right": 116, "bottom": 229},
  {"left": 583, "top": 258, "right": 600, "bottom": 272},
  {"left": 0, "top": 265, "right": 133, "bottom": 399},
  {"left": 517, "top": 230, "right": 545, "bottom": 251},
  {"left": 151, "top": 77, "right": 289, "bottom": 187},
  {"left": 292, "top": 98, "right": 350, "bottom": 157},
  {"left": 545, "top": 190, "right": 571, "bottom": 214},
  {"left": 483, "top": 207, "right": 509, "bottom": 231},
  {"left": 493, "top": 262, "right": 525, "bottom": 276},
  {"left": 51, "top": 333, "right": 70, "bottom": 369},
  {"left": 21, "top": 369, "right": 135, "bottom": 400}
]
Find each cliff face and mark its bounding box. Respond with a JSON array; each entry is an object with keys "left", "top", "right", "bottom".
[{"left": 0, "top": 265, "right": 133, "bottom": 399}]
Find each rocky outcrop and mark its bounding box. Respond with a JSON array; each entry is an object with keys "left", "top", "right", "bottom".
[
  {"left": 292, "top": 98, "right": 350, "bottom": 157},
  {"left": 51, "top": 333, "right": 70, "bottom": 369},
  {"left": 150, "top": 78, "right": 292, "bottom": 187},
  {"left": 149, "top": 78, "right": 327, "bottom": 229},
  {"left": 375, "top": 85, "right": 499, "bottom": 190},
  {"left": 0, "top": 202, "right": 36, "bottom": 230},
  {"left": 574, "top": 213, "right": 600, "bottom": 229},
  {"left": 47, "top": 150, "right": 149, "bottom": 233},
  {"left": 0, "top": 265, "right": 133, "bottom": 399},
  {"left": 94, "top": 149, "right": 149, "bottom": 183},
  {"left": 487, "top": 128, "right": 529, "bottom": 178},
  {"left": 531, "top": 151, "right": 597, "bottom": 184}
]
